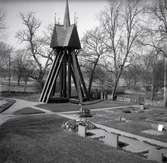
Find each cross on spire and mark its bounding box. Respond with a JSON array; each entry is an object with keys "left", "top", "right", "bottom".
[{"left": 64, "top": 0, "right": 70, "bottom": 28}]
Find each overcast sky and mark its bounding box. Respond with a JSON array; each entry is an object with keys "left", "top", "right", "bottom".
[{"left": 0, "top": 0, "right": 109, "bottom": 49}]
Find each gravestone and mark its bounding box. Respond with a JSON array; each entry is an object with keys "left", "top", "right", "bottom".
[
  {"left": 158, "top": 124, "right": 164, "bottom": 132},
  {"left": 147, "top": 148, "right": 162, "bottom": 162},
  {"left": 78, "top": 125, "right": 86, "bottom": 137},
  {"left": 104, "top": 132, "right": 118, "bottom": 148}
]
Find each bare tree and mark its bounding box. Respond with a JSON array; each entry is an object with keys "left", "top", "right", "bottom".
[
  {"left": 151, "top": 0, "right": 167, "bottom": 106},
  {"left": 0, "top": 9, "right": 5, "bottom": 31},
  {"left": 123, "top": 64, "right": 141, "bottom": 89},
  {"left": 141, "top": 0, "right": 167, "bottom": 106},
  {"left": 13, "top": 50, "right": 30, "bottom": 86},
  {"left": 101, "top": 2, "right": 121, "bottom": 81},
  {"left": 81, "top": 27, "right": 106, "bottom": 97},
  {"left": 0, "top": 42, "right": 13, "bottom": 91},
  {"left": 16, "top": 12, "right": 54, "bottom": 90},
  {"left": 101, "top": 0, "right": 143, "bottom": 100}
]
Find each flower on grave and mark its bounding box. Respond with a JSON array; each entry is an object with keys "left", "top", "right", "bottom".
[
  {"left": 62, "top": 119, "right": 78, "bottom": 131},
  {"left": 62, "top": 119, "right": 98, "bottom": 132}
]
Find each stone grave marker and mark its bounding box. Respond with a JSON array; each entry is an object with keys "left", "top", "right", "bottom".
[
  {"left": 78, "top": 125, "right": 86, "bottom": 137},
  {"left": 147, "top": 148, "right": 162, "bottom": 162},
  {"left": 104, "top": 132, "right": 118, "bottom": 148},
  {"left": 158, "top": 124, "right": 164, "bottom": 132}
]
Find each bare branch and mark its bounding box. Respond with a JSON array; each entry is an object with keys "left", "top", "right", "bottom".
[{"left": 0, "top": 9, "right": 6, "bottom": 30}]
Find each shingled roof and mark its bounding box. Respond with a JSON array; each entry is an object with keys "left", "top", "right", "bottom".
[
  {"left": 50, "top": 0, "right": 81, "bottom": 49},
  {"left": 50, "top": 24, "right": 81, "bottom": 49}
]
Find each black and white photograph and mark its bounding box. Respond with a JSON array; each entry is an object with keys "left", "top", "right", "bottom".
[{"left": 0, "top": 0, "right": 167, "bottom": 162}]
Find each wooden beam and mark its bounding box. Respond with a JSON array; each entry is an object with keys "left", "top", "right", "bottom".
[
  {"left": 75, "top": 53, "right": 89, "bottom": 99},
  {"left": 59, "top": 61, "right": 63, "bottom": 97},
  {"left": 67, "top": 52, "right": 71, "bottom": 98},
  {"left": 39, "top": 50, "right": 59, "bottom": 102},
  {"left": 51, "top": 81, "right": 56, "bottom": 97},
  {"left": 62, "top": 52, "right": 67, "bottom": 97},
  {"left": 39, "top": 50, "right": 55, "bottom": 102},
  {"left": 71, "top": 64, "right": 78, "bottom": 96},
  {"left": 40, "top": 48, "right": 88, "bottom": 103},
  {"left": 71, "top": 51, "right": 83, "bottom": 103},
  {"left": 43, "top": 54, "right": 61, "bottom": 102},
  {"left": 45, "top": 52, "right": 65, "bottom": 103}
]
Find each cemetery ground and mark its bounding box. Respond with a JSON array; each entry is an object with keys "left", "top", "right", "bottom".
[
  {"left": 0, "top": 93, "right": 166, "bottom": 162},
  {"left": 0, "top": 113, "right": 155, "bottom": 163}
]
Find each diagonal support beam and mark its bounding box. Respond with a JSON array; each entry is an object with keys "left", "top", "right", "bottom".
[
  {"left": 71, "top": 64, "right": 78, "bottom": 96},
  {"left": 75, "top": 53, "right": 89, "bottom": 99},
  {"left": 39, "top": 50, "right": 59, "bottom": 102},
  {"left": 71, "top": 51, "right": 83, "bottom": 103},
  {"left": 45, "top": 52, "right": 65, "bottom": 103},
  {"left": 67, "top": 54, "right": 72, "bottom": 98}
]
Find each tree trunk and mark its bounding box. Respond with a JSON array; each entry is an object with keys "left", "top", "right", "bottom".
[
  {"left": 37, "top": 70, "right": 45, "bottom": 91},
  {"left": 151, "top": 67, "right": 155, "bottom": 101},
  {"left": 39, "top": 80, "right": 44, "bottom": 91},
  {"left": 112, "top": 75, "right": 119, "bottom": 100},
  {"left": 164, "top": 57, "right": 167, "bottom": 107},
  {"left": 17, "top": 76, "right": 21, "bottom": 86},
  {"left": 88, "top": 71, "right": 94, "bottom": 96},
  {"left": 24, "top": 80, "right": 27, "bottom": 93},
  {"left": 112, "top": 65, "right": 124, "bottom": 100}
]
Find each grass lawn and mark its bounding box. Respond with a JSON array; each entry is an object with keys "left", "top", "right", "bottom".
[
  {"left": 1, "top": 92, "right": 40, "bottom": 102},
  {"left": 88, "top": 107, "right": 167, "bottom": 142},
  {"left": 16, "top": 93, "right": 40, "bottom": 102},
  {"left": 0, "top": 114, "right": 155, "bottom": 163},
  {"left": 36, "top": 100, "right": 130, "bottom": 113},
  {"left": 14, "top": 107, "right": 45, "bottom": 115}
]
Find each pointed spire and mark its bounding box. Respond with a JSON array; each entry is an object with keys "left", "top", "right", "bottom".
[
  {"left": 64, "top": 0, "right": 71, "bottom": 28},
  {"left": 54, "top": 13, "right": 56, "bottom": 24}
]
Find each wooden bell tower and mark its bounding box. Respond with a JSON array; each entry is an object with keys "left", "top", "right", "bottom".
[{"left": 39, "top": 0, "right": 88, "bottom": 103}]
